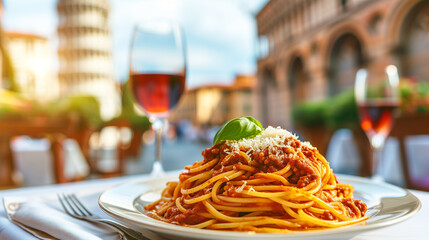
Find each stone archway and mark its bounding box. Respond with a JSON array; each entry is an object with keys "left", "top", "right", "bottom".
[
  {"left": 288, "top": 56, "right": 308, "bottom": 105},
  {"left": 260, "top": 68, "right": 276, "bottom": 126},
  {"left": 399, "top": 0, "right": 429, "bottom": 81},
  {"left": 328, "top": 33, "right": 364, "bottom": 96}
]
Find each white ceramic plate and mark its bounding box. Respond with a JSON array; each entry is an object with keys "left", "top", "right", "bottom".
[{"left": 99, "top": 174, "right": 421, "bottom": 240}]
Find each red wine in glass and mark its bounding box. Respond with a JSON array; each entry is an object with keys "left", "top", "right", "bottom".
[
  {"left": 130, "top": 73, "right": 185, "bottom": 118},
  {"left": 129, "top": 20, "right": 186, "bottom": 176},
  {"left": 358, "top": 100, "right": 399, "bottom": 140},
  {"left": 354, "top": 65, "right": 400, "bottom": 180}
]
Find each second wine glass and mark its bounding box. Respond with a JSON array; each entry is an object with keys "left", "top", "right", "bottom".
[
  {"left": 355, "top": 65, "right": 400, "bottom": 181},
  {"left": 129, "top": 20, "right": 186, "bottom": 176}
]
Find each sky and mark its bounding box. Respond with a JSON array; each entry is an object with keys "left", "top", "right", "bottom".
[{"left": 2, "top": 0, "right": 268, "bottom": 88}]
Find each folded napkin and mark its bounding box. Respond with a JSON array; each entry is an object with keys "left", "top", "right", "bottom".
[{"left": 7, "top": 192, "right": 121, "bottom": 240}]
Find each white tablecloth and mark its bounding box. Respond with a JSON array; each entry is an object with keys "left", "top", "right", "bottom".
[{"left": 0, "top": 174, "right": 428, "bottom": 240}]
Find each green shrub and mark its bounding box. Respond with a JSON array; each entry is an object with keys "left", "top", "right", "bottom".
[
  {"left": 292, "top": 100, "right": 329, "bottom": 127},
  {"left": 56, "top": 95, "right": 103, "bottom": 128},
  {"left": 108, "top": 83, "right": 150, "bottom": 132},
  {"left": 292, "top": 79, "right": 429, "bottom": 130},
  {"left": 400, "top": 80, "right": 429, "bottom": 114},
  {"left": 325, "top": 90, "right": 359, "bottom": 129},
  {"left": 0, "top": 93, "right": 103, "bottom": 129}
]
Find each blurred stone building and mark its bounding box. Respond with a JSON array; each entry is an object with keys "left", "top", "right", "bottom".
[
  {"left": 170, "top": 75, "right": 255, "bottom": 127},
  {"left": 4, "top": 32, "right": 59, "bottom": 100},
  {"left": 255, "top": 0, "right": 429, "bottom": 128},
  {"left": 57, "top": 0, "right": 120, "bottom": 120}
]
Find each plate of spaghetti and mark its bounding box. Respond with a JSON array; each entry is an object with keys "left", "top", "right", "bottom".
[{"left": 99, "top": 118, "right": 420, "bottom": 240}]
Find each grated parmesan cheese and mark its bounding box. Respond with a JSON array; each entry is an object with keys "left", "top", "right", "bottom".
[{"left": 225, "top": 126, "right": 315, "bottom": 154}]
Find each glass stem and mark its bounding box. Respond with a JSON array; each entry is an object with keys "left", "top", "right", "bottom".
[
  {"left": 371, "top": 146, "right": 383, "bottom": 182},
  {"left": 151, "top": 118, "right": 165, "bottom": 177}
]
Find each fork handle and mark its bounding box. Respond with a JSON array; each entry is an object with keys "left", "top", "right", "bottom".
[{"left": 99, "top": 219, "right": 149, "bottom": 240}]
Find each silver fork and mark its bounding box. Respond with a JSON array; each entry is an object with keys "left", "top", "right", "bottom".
[{"left": 57, "top": 193, "right": 149, "bottom": 240}]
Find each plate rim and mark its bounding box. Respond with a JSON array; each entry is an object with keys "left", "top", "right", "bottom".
[{"left": 98, "top": 174, "right": 421, "bottom": 239}]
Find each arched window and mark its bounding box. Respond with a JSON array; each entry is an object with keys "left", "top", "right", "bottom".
[
  {"left": 260, "top": 68, "right": 276, "bottom": 126},
  {"left": 288, "top": 57, "right": 308, "bottom": 105},
  {"left": 340, "top": 0, "right": 349, "bottom": 11},
  {"left": 328, "top": 33, "right": 364, "bottom": 96},
  {"left": 400, "top": 0, "right": 429, "bottom": 82}
]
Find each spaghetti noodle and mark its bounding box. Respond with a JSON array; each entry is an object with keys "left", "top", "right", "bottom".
[{"left": 145, "top": 126, "right": 368, "bottom": 232}]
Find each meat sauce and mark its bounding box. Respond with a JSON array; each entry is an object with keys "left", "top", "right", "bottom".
[
  {"left": 165, "top": 202, "right": 208, "bottom": 225},
  {"left": 160, "top": 141, "right": 366, "bottom": 225},
  {"left": 207, "top": 141, "right": 319, "bottom": 187}
]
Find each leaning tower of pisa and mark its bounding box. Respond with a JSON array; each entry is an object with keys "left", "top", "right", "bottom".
[{"left": 57, "top": 0, "right": 120, "bottom": 120}]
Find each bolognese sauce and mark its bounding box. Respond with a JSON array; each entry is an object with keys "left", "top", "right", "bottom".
[{"left": 145, "top": 126, "right": 368, "bottom": 232}]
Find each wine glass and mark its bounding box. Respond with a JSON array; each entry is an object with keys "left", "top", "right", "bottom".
[
  {"left": 354, "top": 65, "right": 400, "bottom": 181},
  {"left": 129, "top": 20, "right": 186, "bottom": 176}
]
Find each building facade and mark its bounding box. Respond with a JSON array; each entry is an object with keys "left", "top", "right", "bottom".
[
  {"left": 5, "top": 32, "right": 59, "bottom": 100},
  {"left": 255, "top": 0, "right": 429, "bottom": 128},
  {"left": 57, "top": 0, "right": 120, "bottom": 119}
]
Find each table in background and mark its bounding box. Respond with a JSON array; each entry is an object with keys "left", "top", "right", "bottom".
[{"left": 0, "top": 117, "right": 81, "bottom": 187}]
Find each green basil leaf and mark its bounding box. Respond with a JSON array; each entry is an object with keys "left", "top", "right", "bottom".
[{"left": 213, "top": 116, "right": 264, "bottom": 145}]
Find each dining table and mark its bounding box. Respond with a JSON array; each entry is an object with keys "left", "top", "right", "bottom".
[{"left": 0, "top": 172, "right": 428, "bottom": 240}]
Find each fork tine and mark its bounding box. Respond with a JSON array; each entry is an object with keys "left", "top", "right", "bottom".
[
  {"left": 66, "top": 194, "right": 88, "bottom": 216},
  {"left": 57, "top": 193, "right": 77, "bottom": 216},
  {"left": 58, "top": 193, "right": 143, "bottom": 239},
  {"left": 70, "top": 194, "right": 92, "bottom": 216}
]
